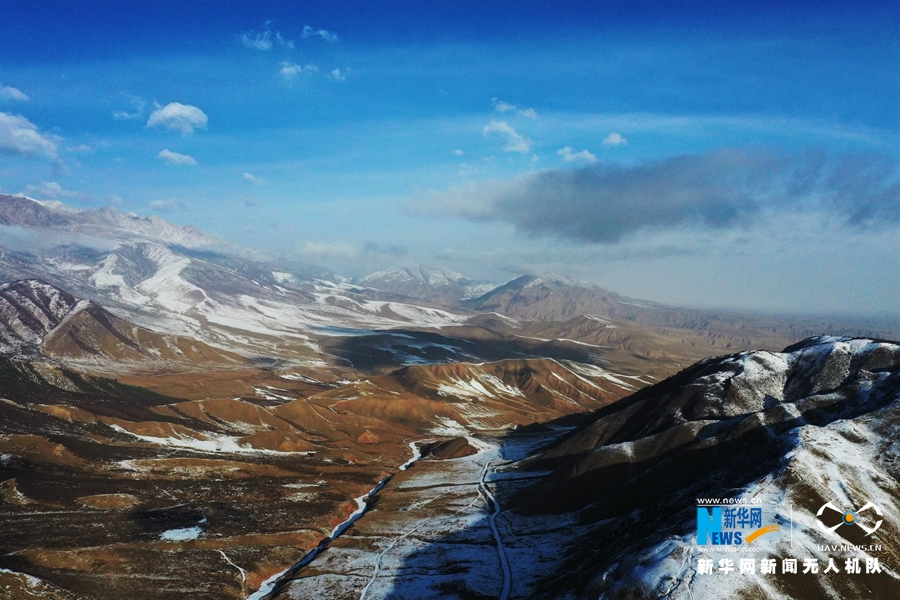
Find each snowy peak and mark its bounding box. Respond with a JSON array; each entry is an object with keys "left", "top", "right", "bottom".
[
  {"left": 524, "top": 272, "right": 591, "bottom": 289},
  {"left": 524, "top": 336, "right": 900, "bottom": 484},
  {"left": 359, "top": 265, "right": 467, "bottom": 290},
  {"left": 0, "top": 194, "right": 72, "bottom": 228},
  {"left": 360, "top": 265, "right": 468, "bottom": 286},
  {"left": 464, "top": 272, "right": 621, "bottom": 321},
  {"left": 33, "top": 199, "right": 82, "bottom": 214},
  {"left": 88, "top": 206, "right": 218, "bottom": 248},
  {"left": 358, "top": 265, "right": 497, "bottom": 303},
  {"left": 0, "top": 194, "right": 217, "bottom": 248}
]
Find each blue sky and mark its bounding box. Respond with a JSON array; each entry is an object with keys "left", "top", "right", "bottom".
[{"left": 0, "top": 1, "right": 898, "bottom": 316}]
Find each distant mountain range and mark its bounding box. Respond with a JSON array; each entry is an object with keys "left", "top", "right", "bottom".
[
  {"left": 1, "top": 194, "right": 894, "bottom": 373},
  {"left": 1, "top": 194, "right": 898, "bottom": 599},
  {"left": 0, "top": 193, "right": 217, "bottom": 248},
  {"left": 359, "top": 265, "right": 497, "bottom": 304}
]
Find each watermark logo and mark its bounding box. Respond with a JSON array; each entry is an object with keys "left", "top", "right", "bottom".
[
  {"left": 695, "top": 490, "right": 891, "bottom": 577},
  {"left": 696, "top": 500, "right": 780, "bottom": 545},
  {"left": 816, "top": 501, "right": 883, "bottom": 537}
]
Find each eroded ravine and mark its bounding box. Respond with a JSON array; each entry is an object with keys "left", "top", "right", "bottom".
[
  {"left": 264, "top": 427, "right": 568, "bottom": 600},
  {"left": 480, "top": 459, "right": 511, "bottom": 600},
  {"left": 247, "top": 442, "right": 428, "bottom": 599}
]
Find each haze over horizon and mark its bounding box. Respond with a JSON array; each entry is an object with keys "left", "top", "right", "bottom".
[{"left": 0, "top": 0, "right": 897, "bottom": 317}]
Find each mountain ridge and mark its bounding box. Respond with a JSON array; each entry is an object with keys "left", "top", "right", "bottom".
[
  {"left": 264, "top": 336, "right": 900, "bottom": 600},
  {"left": 0, "top": 278, "right": 246, "bottom": 370},
  {"left": 0, "top": 193, "right": 218, "bottom": 248}
]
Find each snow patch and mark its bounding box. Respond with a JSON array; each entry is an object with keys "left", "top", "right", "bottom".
[
  {"left": 560, "top": 360, "right": 637, "bottom": 390},
  {"left": 0, "top": 568, "right": 42, "bottom": 587},
  {"left": 437, "top": 378, "right": 495, "bottom": 399},
  {"left": 89, "top": 254, "right": 152, "bottom": 305},
  {"left": 137, "top": 244, "right": 207, "bottom": 313},
  {"left": 108, "top": 424, "right": 311, "bottom": 455},
  {"left": 400, "top": 441, "right": 423, "bottom": 471},
  {"left": 160, "top": 526, "right": 203, "bottom": 541}
]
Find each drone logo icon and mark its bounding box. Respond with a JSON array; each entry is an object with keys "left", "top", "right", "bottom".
[{"left": 816, "top": 501, "right": 883, "bottom": 536}]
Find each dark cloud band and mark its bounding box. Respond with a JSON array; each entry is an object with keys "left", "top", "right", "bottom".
[{"left": 433, "top": 149, "right": 900, "bottom": 243}]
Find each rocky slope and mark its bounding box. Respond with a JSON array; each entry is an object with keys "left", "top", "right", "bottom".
[
  {"left": 0, "top": 340, "right": 628, "bottom": 599},
  {"left": 506, "top": 336, "right": 900, "bottom": 599},
  {"left": 267, "top": 337, "right": 900, "bottom": 600},
  {"left": 0, "top": 279, "right": 245, "bottom": 370},
  {"left": 0, "top": 279, "right": 80, "bottom": 353}
]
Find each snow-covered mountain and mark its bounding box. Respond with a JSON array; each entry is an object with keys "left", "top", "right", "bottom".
[
  {"left": 0, "top": 278, "right": 244, "bottom": 368},
  {"left": 0, "top": 279, "right": 80, "bottom": 353},
  {"left": 2, "top": 195, "right": 895, "bottom": 368},
  {"left": 358, "top": 265, "right": 497, "bottom": 304},
  {"left": 265, "top": 336, "right": 900, "bottom": 600},
  {"left": 0, "top": 193, "right": 218, "bottom": 248},
  {"left": 0, "top": 197, "right": 477, "bottom": 362},
  {"left": 509, "top": 336, "right": 900, "bottom": 599}
]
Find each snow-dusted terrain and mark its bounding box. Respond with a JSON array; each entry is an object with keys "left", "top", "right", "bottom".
[
  {"left": 266, "top": 430, "right": 570, "bottom": 600},
  {"left": 0, "top": 197, "right": 483, "bottom": 363},
  {"left": 511, "top": 337, "right": 900, "bottom": 599},
  {"left": 2, "top": 193, "right": 899, "bottom": 600},
  {"left": 259, "top": 337, "right": 900, "bottom": 600},
  {"left": 358, "top": 265, "right": 498, "bottom": 303},
  {"left": 2, "top": 194, "right": 217, "bottom": 248}
]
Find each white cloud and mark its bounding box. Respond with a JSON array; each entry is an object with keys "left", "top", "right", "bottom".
[
  {"left": 113, "top": 94, "right": 146, "bottom": 120},
  {"left": 302, "top": 240, "right": 356, "bottom": 259},
  {"left": 24, "top": 181, "right": 67, "bottom": 199},
  {"left": 0, "top": 84, "right": 28, "bottom": 102},
  {"left": 241, "top": 31, "right": 272, "bottom": 51},
  {"left": 280, "top": 61, "right": 319, "bottom": 81},
  {"left": 557, "top": 146, "right": 597, "bottom": 163},
  {"left": 0, "top": 224, "right": 119, "bottom": 252},
  {"left": 149, "top": 199, "right": 187, "bottom": 212},
  {"left": 331, "top": 68, "right": 346, "bottom": 81},
  {"left": 0, "top": 111, "right": 59, "bottom": 159},
  {"left": 453, "top": 149, "right": 465, "bottom": 156},
  {"left": 158, "top": 149, "right": 197, "bottom": 166},
  {"left": 242, "top": 172, "right": 267, "bottom": 185},
  {"left": 602, "top": 132, "right": 627, "bottom": 146},
  {"left": 147, "top": 103, "right": 208, "bottom": 134},
  {"left": 68, "top": 144, "right": 94, "bottom": 153},
  {"left": 302, "top": 25, "right": 338, "bottom": 43},
  {"left": 482, "top": 120, "right": 532, "bottom": 153},
  {"left": 238, "top": 26, "right": 294, "bottom": 51},
  {"left": 492, "top": 98, "right": 537, "bottom": 120}
]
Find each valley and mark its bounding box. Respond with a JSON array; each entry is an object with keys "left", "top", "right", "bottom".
[{"left": 0, "top": 195, "right": 897, "bottom": 599}]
